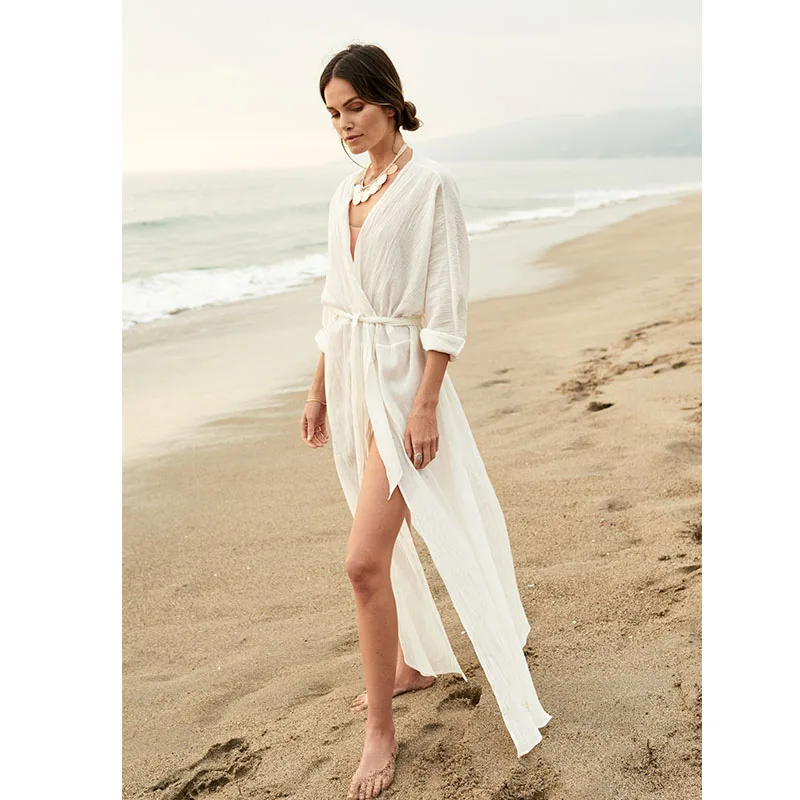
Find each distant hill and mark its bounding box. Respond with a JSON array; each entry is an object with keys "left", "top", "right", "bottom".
[{"left": 419, "top": 107, "right": 701, "bottom": 160}]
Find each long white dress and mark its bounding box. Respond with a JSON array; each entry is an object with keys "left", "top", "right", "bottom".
[{"left": 315, "top": 151, "right": 552, "bottom": 756}]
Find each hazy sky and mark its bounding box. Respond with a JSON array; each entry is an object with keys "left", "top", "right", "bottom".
[{"left": 123, "top": 0, "right": 700, "bottom": 173}]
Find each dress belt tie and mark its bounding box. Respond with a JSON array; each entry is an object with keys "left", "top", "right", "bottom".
[
  {"left": 330, "top": 307, "right": 424, "bottom": 327},
  {"left": 326, "top": 305, "right": 420, "bottom": 500}
]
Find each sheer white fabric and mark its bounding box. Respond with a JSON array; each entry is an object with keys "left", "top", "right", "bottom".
[{"left": 315, "top": 151, "right": 551, "bottom": 756}]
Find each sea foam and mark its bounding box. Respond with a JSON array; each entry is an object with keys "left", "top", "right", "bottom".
[
  {"left": 122, "top": 252, "right": 328, "bottom": 329},
  {"left": 466, "top": 183, "right": 700, "bottom": 234}
]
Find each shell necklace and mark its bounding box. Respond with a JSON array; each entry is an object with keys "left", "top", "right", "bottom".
[{"left": 350, "top": 142, "right": 409, "bottom": 206}]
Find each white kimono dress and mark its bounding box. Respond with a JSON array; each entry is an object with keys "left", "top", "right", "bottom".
[{"left": 314, "top": 151, "right": 552, "bottom": 756}]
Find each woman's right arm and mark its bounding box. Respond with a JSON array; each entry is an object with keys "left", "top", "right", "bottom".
[
  {"left": 309, "top": 352, "right": 326, "bottom": 404},
  {"left": 302, "top": 353, "right": 328, "bottom": 447}
]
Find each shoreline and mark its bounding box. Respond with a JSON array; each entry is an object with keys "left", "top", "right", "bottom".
[
  {"left": 123, "top": 192, "right": 701, "bottom": 799},
  {"left": 122, "top": 190, "right": 695, "bottom": 464}
]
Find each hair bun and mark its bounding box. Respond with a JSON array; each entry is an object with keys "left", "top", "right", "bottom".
[{"left": 401, "top": 100, "right": 421, "bottom": 132}]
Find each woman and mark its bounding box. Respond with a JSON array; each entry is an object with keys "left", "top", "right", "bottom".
[{"left": 301, "top": 43, "right": 551, "bottom": 799}]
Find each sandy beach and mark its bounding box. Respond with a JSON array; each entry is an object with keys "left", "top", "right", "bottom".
[{"left": 123, "top": 193, "right": 701, "bottom": 799}]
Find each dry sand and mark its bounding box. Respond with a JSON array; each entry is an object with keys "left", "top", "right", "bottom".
[{"left": 123, "top": 193, "right": 701, "bottom": 799}]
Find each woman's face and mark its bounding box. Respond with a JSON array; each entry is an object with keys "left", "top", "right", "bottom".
[{"left": 324, "top": 77, "right": 393, "bottom": 154}]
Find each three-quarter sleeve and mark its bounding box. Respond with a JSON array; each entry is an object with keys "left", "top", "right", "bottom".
[{"left": 420, "top": 173, "right": 470, "bottom": 361}]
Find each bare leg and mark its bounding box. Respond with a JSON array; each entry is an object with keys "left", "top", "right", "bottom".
[
  {"left": 349, "top": 639, "right": 436, "bottom": 711},
  {"left": 344, "top": 435, "right": 405, "bottom": 798},
  {"left": 348, "top": 447, "right": 437, "bottom": 712},
  {"left": 349, "top": 571, "right": 436, "bottom": 710}
]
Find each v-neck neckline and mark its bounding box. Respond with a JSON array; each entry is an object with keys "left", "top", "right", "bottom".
[{"left": 345, "top": 150, "right": 417, "bottom": 264}]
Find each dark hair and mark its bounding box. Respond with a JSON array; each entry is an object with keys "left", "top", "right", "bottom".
[{"left": 319, "top": 43, "right": 422, "bottom": 133}]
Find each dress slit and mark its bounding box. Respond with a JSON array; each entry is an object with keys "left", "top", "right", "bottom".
[
  {"left": 358, "top": 401, "right": 466, "bottom": 680},
  {"left": 391, "top": 445, "right": 553, "bottom": 756},
  {"left": 317, "top": 152, "right": 552, "bottom": 756}
]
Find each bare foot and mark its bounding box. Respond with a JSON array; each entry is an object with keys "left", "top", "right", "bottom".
[
  {"left": 350, "top": 671, "right": 436, "bottom": 711},
  {"left": 346, "top": 727, "right": 399, "bottom": 800}
]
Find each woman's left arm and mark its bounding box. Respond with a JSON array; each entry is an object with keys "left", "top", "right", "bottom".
[
  {"left": 406, "top": 172, "right": 470, "bottom": 469},
  {"left": 405, "top": 350, "right": 450, "bottom": 469}
]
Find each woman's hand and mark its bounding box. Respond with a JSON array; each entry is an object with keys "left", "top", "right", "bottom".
[
  {"left": 302, "top": 400, "right": 329, "bottom": 447},
  {"left": 404, "top": 402, "right": 439, "bottom": 469}
]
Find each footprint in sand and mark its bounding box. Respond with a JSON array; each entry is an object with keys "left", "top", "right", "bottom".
[
  {"left": 148, "top": 738, "right": 265, "bottom": 800},
  {"left": 436, "top": 684, "right": 482, "bottom": 711}
]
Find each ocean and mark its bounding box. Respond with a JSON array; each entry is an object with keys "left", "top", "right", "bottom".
[{"left": 122, "top": 155, "right": 701, "bottom": 330}]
